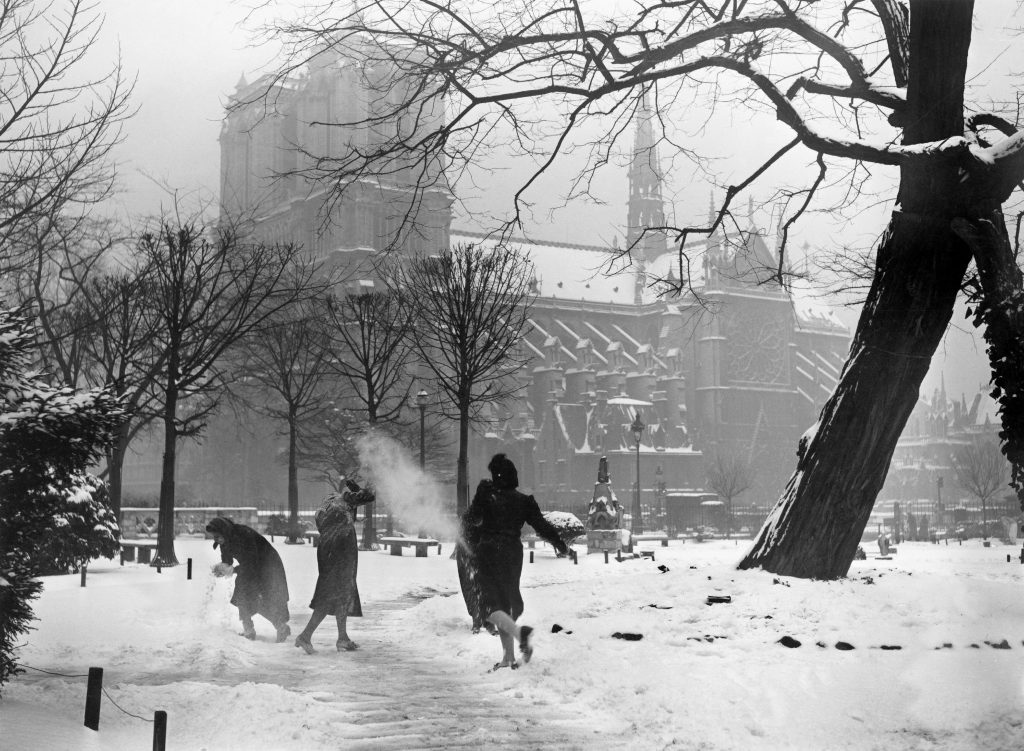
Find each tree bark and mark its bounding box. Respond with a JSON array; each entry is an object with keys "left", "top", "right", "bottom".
[
  {"left": 156, "top": 385, "right": 180, "bottom": 566},
  {"left": 106, "top": 421, "right": 131, "bottom": 522},
  {"left": 740, "top": 0, "right": 976, "bottom": 578},
  {"left": 457, "top": 401, "right": 470, "bottom": 517},
  {"left": 287, "top": 408, "right": 300, "bottom": 543},
  {"left": 740, "top": 213, "right": 971, "bottom": 577}
]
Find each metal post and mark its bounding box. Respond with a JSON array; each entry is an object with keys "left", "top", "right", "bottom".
[
  {"left": 186, "top": 558, "right": 192, "bottom": 580},
  {"left": 419, "top": 404, "right": 426, "bottom": 470},
  {"left": 153, "top": 710, "right": 167, "bottom": 751},
  {"left": 84, "top": 667, "right": 102, "bottom": 730},
  {"left": 80, "top": 566, "right": 87, "bottom": 588},
  {"left": 630, "top": 411, "right": 644, "bottom": 537}
]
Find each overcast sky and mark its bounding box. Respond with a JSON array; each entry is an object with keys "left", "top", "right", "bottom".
[{"left": 91, "top": 0, "right": 1022, "bottom": 400}]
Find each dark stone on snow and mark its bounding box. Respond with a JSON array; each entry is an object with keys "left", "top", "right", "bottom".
[
  {"left": 879, "top": 645, "right": 902, "bottom": 650},
  {"left": 706, "top": 595, "right": 732, "bottom": 605},
  {"left": 551, "top": 624, "right": 563, "bottom": 633},
  {"left": 835, "top": 641, "right": 855, "bottom": 651},
  {"left": 658, "top": 565, "right": 670, "bottom": 573},
  {"left": 778, "top": 636, "right": 801, "bottom": 648},
  {"left": 987, "top": 639, "right": 1011, "bottom": 649},
  {"left": 612, "top": 632, "right": 643, "bottom": 641},
  {"left": 816, "top": 641, "right": 827, "bottom": 648}
]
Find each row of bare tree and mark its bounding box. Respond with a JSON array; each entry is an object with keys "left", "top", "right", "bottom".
[{"left": 13, "top": 212, "right": 538, "bottom": 565}]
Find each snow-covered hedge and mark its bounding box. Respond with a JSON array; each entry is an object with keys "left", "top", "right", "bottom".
[{"left": 0, "top": 308, "right": 122, "bottom": 694}]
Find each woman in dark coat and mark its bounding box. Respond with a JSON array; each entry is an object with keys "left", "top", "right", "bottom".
[
  {"left": 206, "top": 517, "right": 290, "bottom": 642},
  {"left": 294, "top": 479, "right": 375, "bottom": 654},
  {"left": 459, "top": 453, "right": 568, "bottom": 670}
]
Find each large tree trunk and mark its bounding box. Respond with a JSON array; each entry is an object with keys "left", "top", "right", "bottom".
[
  {"left": 740, "top": 0, "right": 975, "bottom": 579},
  {"left": 156, "top": 385, "right": 180, "bottom": 566},
  {"left": 287, "top": 409, "right": 300, "bottom": 544},
  {"left": 106, "top": 421, "right": 131, "bottom": 522},
  {"left": 457, "top": 402, "right": 470, "bottom": 517}
]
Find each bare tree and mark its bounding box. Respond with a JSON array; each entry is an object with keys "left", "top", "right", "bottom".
[
  {"left": 140, "top": 221, "right": 328, "bottom": 566},
  {"left": 254, "top": 0, "right": 1024, "bottom": 578},
  {"left": 950, "top": 437, "right": 1009, "bottom": 541},
  {"left": 72, "top": 265, "right": 167, "bottom": 519},
  {"left": 389, "top": 244, "right": 533, "bottom": 515},
  {"left": 0, "top": 0, "right": 132, "bottom": 260},
  {"left": 705, "top": 453, "right": 752, "bottom": 539},
  {"left": 233, "top": 294, "right": 335, "bottom": 544},
  {"left": 324, "top": 287, "right": 417, "bottom": 546},
  {"left": 6, "top": 213, "right": 167, "bottom": 520}
]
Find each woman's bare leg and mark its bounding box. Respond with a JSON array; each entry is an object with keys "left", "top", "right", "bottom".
[
  {"left": 336, "top": 614, "right": 358, "bottom": 651},
  {"left": 296, "top": 610, "right": 327, "bottom": 653},
  {"left": 486, "top": 610, "right": 522, "bottom": 666}
]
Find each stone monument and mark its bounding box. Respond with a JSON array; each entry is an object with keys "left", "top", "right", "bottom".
[{"left": 586, "top": 456, "right": 626, "bottom": 554}]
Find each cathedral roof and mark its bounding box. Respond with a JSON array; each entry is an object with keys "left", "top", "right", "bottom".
[{"left": 450, "top": 230, "right": 657, "bottom": 305}]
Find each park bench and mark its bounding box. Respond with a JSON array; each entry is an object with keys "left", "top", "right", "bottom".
[
  {"left": 632, "top": 532, "right": 669, "bottom": 547},
  {"left": 379, "top": 536, "right": 441, "bottom": 557},
  {"left": 120, "top": 540, "right": 158, "bottom": 565}
]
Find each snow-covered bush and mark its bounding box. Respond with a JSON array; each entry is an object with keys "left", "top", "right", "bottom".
[
  {"left": 30, "top": 474, "right": 120, "bottom": 576},
  {"left": 0, "top": 308, "right": 122, "bottom": 694},
  {"left": 541, "top": 511, "right": 586, "bottom": 545}
]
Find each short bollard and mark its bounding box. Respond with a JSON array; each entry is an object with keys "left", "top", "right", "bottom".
[
  {"left": 604, "top": 550, "right": 609, "bottom": 564},
  {"left": 156, "top": 563, "right": 162, "bottom": 574},
  {"left": 572, "top": 550, "right": 578, "bottom": 565},
  {"left": 153, "top": 710, "right": 167, "bottom": 751},
  {"left": 187, "top": 558, "right": 193, "bottom": 580},
  {"left": 80, "top": 566, "right": 87, "bottom": 588},
  {"left": 84, "top": 667, "right": 103, "bottom": 730},
  {"left": 529, "top": 551, "right": 534, "bottom": 564}
]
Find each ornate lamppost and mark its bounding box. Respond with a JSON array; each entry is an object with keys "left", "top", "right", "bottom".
[
  {"left": 655, "top": 464, "right": 665, "bottom": 533},
  {"left": 416, "top": 389, "right": 429, "bottom": 470},
  {"left": 415, "top": 389, "right": 429, "bottom": 539},
  {"left": 630, "top": 411, "right": 644, "bottom": 536}
]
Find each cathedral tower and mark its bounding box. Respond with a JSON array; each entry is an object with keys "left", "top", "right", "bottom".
[{"left": 626, "top": 91, "right": 668, "bottom": 267}]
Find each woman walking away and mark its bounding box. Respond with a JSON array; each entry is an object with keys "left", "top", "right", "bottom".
[
  {"left": 461, "top": 453, "right": 569, "bottom": 671},
  {"left": 206, "top": 517, "right": 291, "bottom": 642},
  {"left": 295, "top": 479, "right": 375, "bottom": 654}
]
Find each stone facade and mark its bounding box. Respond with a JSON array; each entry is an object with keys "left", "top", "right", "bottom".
[{"left": 120, "top": 53, "right": 851, "bottom": 532}]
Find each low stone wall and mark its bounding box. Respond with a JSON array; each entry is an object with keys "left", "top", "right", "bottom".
[{"left": 120, "top": 507, "right": 259, "bottom": 538}]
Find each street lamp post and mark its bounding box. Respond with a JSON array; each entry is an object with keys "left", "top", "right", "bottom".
[
  {"left": 415, "top": 389, "right": 429, "bottom": 539},
  {"left": 630, "top": 411, "right": 644, "bottom": 536},
  {"left": 416, "top": 389, "right": 429, "bottom": 470},
  {"left": 655, "top": 464, "right": 665, "bottom": 533}
]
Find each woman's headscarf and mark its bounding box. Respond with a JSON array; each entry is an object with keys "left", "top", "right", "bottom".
[
  {"left": 205, "top": 517, "right": 235, "bottom": 548},
  {"left": 315, "top": 494, "right": 354, "bottom": 533},
  {"left": 487, "top": 453, "right": 519, "bottom": 490}
]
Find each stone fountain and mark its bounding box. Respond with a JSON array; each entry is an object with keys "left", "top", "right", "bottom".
[{"left": 586, "top": 456, "right": 626, "bottom": 554}]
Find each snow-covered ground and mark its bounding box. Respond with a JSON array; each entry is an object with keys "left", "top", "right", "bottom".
[{"left": 4, "top": 536, "right": 1024, "bottom": 750}]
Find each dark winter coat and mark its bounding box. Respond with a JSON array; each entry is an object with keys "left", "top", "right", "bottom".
[
  {"left": 308, "top": 485, "right": 373, "bottom": 617},
  {"left": 207, "top": 517, "right": 289, "bottom": 626},
  {"left": 458, "top": 479, "right": 567, "bottom": 624}
]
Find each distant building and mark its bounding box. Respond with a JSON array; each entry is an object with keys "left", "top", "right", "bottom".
[
  {"left": 879, "top": 379, "right": 1016, "bottom": 537},
  {"left": 121, "top": 56, "right": 851, "bottom": 533}
]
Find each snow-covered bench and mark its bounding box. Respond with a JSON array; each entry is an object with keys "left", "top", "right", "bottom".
[
  {"left": 632, "top": 533, "right": 670, "bottom": 547},
  {"left": 120, "top": 540, "right": 157, "bottom": 564},
  {"left": 379, "top": 536, "right": 441, "bottom": 557}
]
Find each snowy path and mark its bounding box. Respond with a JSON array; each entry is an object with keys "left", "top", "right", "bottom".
[{"left": 9, "top": 591, "right": 624, "bottom": 751}]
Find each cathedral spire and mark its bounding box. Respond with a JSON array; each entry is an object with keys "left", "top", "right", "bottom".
[{"left": 626, "top": 89, "right": 667, "bottom": 265}]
